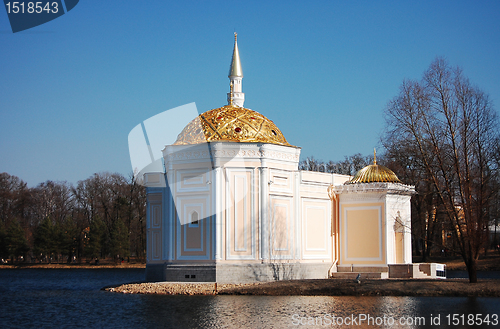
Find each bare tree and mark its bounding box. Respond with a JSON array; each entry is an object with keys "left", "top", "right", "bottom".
[
  {"left": 0, "top": 173, "right": 31, "bottom": 261},
  {"left": 72, "top": 172, "right": 146, "bottom": 261},
  {"left": 299, "top": 153, "right": 371, "bottom": 175},
  {"left": 127, "top": 173, "right": 146, "bottom": 260},
  {"left": 0, "top": 173, "right": 28, "bottom": 226},
  {"left": 384, "top": 139, "right": 445, "bottom": 261},
  {"left": 299, "top": 156, "right": 322, "bottom": 171},
  {"left": 383, "top": 58, "right": 500, "bottom": 282},
  {"left": 31, "top": 181, "right": 74, "bottom": 225}
]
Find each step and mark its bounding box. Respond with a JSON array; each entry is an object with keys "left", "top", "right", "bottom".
[
  {"left": 337, "top": 265, "right": 389, "bottom": 273},
  {"left": 329, "top": 272, "right": 388, "bottom": 279}
]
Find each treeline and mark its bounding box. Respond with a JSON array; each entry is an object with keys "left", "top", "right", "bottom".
[
  {"left": 298, "top": 153, "right": 373, "bottom": 175},
  {"left": 0, "top": 172, "right": 146, "bottom": 264}
]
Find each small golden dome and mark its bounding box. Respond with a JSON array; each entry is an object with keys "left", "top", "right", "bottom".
[
  {"left": 173, "top": 105, "right": 292, "bottom": 146},
  {"left": 346, "top": 164, "right": 401, "bottom": 184}
]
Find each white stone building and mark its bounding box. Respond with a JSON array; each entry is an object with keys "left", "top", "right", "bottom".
[{"left": 143, "top": 34, "right": 444, "bottom": 283}]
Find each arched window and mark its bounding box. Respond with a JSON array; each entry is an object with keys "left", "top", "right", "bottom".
[
  {"left": 394, "top": 211, "right": 404, "bottom": 233},
  {"left": 189, "top": 211, "right": 199, "bottom": 227}
]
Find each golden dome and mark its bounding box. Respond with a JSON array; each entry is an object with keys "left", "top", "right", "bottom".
[
  {"left": 173, "top": 105, "right": 292, "bottom": 146},
  {"left": 346, "top": 155, "right": 401, "bottom": 184}
]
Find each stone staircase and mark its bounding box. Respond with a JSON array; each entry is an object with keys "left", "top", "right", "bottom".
[
  {"left": 330, "top": 265, "right": 389, "bottom": 279},
  {"left": 329, "top": 272, "right": 388, "bottom": 279}
]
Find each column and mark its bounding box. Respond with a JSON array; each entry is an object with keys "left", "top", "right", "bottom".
[
  {"left": 260, "top": 166, "right": 269, "bottom": 260},
  {"left": 166, "top": 170, "right": 175, "bottom": 261},
  {"left": 214, "top": 166, "right": 223, "bottom": 260}
]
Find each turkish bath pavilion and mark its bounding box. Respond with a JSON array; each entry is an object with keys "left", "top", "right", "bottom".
[{"left": 142, "top": 34, "right": 445, "bottom": 283}]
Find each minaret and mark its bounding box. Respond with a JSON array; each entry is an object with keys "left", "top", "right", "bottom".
[{"left": 227, "top": 33, "right": 245, "bottom": 107}]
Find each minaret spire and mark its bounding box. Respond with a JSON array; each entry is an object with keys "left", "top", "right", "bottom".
[
  {"left": 229, "top": 81, "right": 234, "bottom": 106},
  {"left": 227, "top": 32, "right": 245, "bottom": 107}
]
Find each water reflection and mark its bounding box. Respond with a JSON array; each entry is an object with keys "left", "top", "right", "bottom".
[
  {"left": 1, "top": 269, "right": 499, "bottom": 328},
  {"left": 140, "top": 295, "right": 500, "bottom": 328}
]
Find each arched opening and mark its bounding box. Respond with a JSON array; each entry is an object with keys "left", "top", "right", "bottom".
[{"left": 189, "top": 211, "right": 199, "bottom": 227}]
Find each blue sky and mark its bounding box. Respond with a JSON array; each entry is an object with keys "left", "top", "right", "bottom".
[{"left": 1, "top": 1, "right": 499, "bottom": 186}]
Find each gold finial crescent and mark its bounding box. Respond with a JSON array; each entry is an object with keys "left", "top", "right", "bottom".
[
  {"left": 373, "top": 148, "right": 377, "bottom": 165},
  {"left": 234, "top": 32, "right": 237, "bottom": 42}
]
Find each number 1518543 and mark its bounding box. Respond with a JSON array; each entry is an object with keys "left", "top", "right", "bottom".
[
  {"left": 446, "top": 314, "right": 498, "bottom": 326},
  {"left": 5, "top": 2, "right": 59, "bottom": 14}
]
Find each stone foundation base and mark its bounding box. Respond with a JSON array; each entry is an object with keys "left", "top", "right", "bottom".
[
  {"left": 146, "top": 262, "right": 332, "bottom": 283},
  {"left": 333, "top": 263, "right": 446, "bottom": 279},
  {"left": 146, "top": 262, "right": 446, "bottom": 282},
  {"left": 388, "top": 263, "right": 446, "bottom": 279}
]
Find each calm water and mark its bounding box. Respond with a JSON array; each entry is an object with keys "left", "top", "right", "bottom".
[{"left": 0, "top": 269, "right": 499, "bottom": 328}]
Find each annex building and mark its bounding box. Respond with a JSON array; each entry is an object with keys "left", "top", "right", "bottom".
[{"left": 142, "top": 34, "right": 445, "bottom": 283}]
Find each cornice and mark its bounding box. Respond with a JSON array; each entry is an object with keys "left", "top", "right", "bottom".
[
  {"left": 163, "top": 142, "right": 301, "bottom": 165},
  {"left": 332, "top": 182, "right": 415, "bottom": 196}
]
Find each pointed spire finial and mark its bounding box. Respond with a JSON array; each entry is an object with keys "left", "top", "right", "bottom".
[
  {"left": 227, "top": 32, "right": 244, "bottom": 107},
  {"left": 373, "top": 148, "right": 377, "bottom": 165},
  {"left": 228, "top": 32, "right": 243, "bottom": 78}
]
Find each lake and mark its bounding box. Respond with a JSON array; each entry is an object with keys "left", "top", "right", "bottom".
[{"left": 0, "top": 269, "right": 499, "bottom": 328}]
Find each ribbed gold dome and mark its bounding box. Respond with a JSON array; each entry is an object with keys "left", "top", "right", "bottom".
[
  {"left": 173, "top": 105, "right": 292, "bottom": 146},
  {"left": 347, "top": 164, "right": 401, "bottom": 184}
]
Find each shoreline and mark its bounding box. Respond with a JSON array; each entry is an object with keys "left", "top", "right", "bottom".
[
  {"left": 3, "top": 258, "right": 500, "bottom": 297},
  {"left": 104, "top": 278, "right": 500, "bottom": 297},
  {"left": 2, "top": 254, "right": 499, "bottom": 271},
  {"left": 0, "top": 263, "right": 146, "bottom": 269}
]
